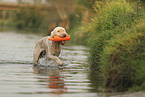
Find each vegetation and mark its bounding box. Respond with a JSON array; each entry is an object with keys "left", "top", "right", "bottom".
[
  {"left": 0, "top": 0, "right": 145, "bottom": 92},
  {"left": 84, "top": 0, "right": 145, "bottom": 91},
  {"left": 14, "top": 8, "right": 43, "bottom": 29}
]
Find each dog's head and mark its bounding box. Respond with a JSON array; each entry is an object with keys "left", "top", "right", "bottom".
[
  {"left": 51, "top": 27, "right": 68, "bottom": 45},
  {"left": 51, "top": 27, "right": 68, "bottom": 38}
]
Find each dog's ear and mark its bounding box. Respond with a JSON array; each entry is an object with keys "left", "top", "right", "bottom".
[{"left": 51, "top": 30, "right": 55, "bottom": 37}]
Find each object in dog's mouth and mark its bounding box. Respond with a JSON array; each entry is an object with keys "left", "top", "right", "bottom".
[{"left": 49, "top": 35, "right": 70, "bottom": 41}]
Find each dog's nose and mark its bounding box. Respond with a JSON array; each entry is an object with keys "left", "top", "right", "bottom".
[{"left": 63, "top": 34, "right": 66, "bottom": 37}]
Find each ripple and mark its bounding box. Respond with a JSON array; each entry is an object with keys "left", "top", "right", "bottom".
[
  {"left": 0, "top": 32, "right": 98, "bottom": 97},
  {"left": 0, "top": 60, "right": 33, "bottom": 65}
]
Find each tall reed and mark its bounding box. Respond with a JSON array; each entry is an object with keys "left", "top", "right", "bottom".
[{"left": 85, "top": 0, "right": 145, "bottom": 91}]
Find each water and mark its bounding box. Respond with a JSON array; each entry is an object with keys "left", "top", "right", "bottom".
[
  {"left": 1, "top": 32, "right": 145, "bottom": 97},
  {"left": 0, "top": 32, "right": 98, "bottom": 97}
]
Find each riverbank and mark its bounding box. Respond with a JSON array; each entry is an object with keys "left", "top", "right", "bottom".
[{"left": 79, "top": 0, "right": 145, "bottom": 91}]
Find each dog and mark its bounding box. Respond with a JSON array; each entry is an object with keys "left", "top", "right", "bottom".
[{"left": 33, "top": 27, "right": 68, "bottom": 66}]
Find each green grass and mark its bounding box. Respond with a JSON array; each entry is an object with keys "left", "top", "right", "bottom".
[{"left": 83, "top": 0, "right": 145, "bottom": 91}]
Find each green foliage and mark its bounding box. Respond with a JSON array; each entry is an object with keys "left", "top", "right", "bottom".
[
  {"left": 14, "top": 8, "right": 43, "bottom": 29},
  {"left": 69, "top": 13, "right": 82, "bottom": 30},
  {"left": 85, "top": 0, "right": 145, "bottom": 91},
  {"left": 76, "top": 0, "right": 97, "bottom": 11},
  {"left": 88, "top": 0, "right": 139, "bottom": 66},
  {"left": 68, "top": 24, "right": 89, "bottom": 45},
  {"left": 101, "top": 31, "right": 145, "bottom": 91}
]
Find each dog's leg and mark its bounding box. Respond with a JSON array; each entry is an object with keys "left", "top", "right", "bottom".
[
  {"left": 47, "top": 54, "right": 63, "bottom": 66},
  {"left": 33, "top": 46, "right": 42, "bottom": 63}
]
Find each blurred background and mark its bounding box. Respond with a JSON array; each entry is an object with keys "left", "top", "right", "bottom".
[
  {"left": 0, "top": 0, "right": 144, "bottom": 44},
  {"left": 0, "top": 0, "right": 84, "bottom": 33}
]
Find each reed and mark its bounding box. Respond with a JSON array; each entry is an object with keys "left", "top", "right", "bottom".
[{"left": 85, "top": 0, "right": 145, "bottom": 91}]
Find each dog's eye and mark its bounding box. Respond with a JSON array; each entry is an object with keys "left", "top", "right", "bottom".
[{"left": 57, "top": 30, "right": 60, "bottom": 32}]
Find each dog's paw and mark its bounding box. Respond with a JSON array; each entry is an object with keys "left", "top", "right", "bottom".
[
  {"left": 57, "top": 60, "right": 63, "bottom": 66},
  {"left": 58, "top": 62, "right": 63, "bottom": 66}
]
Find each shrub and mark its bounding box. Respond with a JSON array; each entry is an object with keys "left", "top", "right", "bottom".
[
  {"left": 88, "top": 0, "right": 139, "bottom": 66},
  {"left": 101, "top": 29, "right": 145, "bottom": 91},
  {"left": 86, "top": 0, "right": 145, "bottom": 91}
]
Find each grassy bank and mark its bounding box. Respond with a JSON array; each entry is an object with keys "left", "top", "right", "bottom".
[{"left": 83, "top": 0, "right": 145, "bottom": 91}]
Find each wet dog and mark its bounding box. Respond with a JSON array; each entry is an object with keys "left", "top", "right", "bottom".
[{"left": 33, "top": 27, "right": 68, "bottom": 66}]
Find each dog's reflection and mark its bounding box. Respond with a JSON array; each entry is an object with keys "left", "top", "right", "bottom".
[{"left": 33, "top": 64, "right": 67, "bottom": 94}]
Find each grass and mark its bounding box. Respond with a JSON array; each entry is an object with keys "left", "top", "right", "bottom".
[{"left": 83, "top": 0, "right": 145, "bottom": 91}]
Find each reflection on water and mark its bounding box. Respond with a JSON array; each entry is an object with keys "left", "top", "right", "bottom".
[
  {"left": 0, "top": 32, "right": 98, "bottom": 97},
  {"left": 33, "top": 65, "right": 67, "bottom": 94},
  {"left": 0, "top": 32, "right": 140, "bottom": 97}
]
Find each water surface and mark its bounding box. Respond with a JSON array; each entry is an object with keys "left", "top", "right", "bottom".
[
  {"left": 0, "top": 32, "right": 98, "bottom": 97},
  {"left": 1, "top": 32, "right": 144, "bottom": 97}
]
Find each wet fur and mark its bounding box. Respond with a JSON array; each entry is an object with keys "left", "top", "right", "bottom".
[{"left": 33, "top": 27, "right": 68, "bottom": 66}]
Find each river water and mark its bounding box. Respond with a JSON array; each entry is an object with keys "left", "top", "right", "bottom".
[
  {"left": 0, "top": 32, "right": 98, "bottom": 97},
  {"left": 0, "top": 32, "right": 145, "bottom": 97}
]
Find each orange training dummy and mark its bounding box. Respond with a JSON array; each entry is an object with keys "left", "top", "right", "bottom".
[{"left": 49, "top": 35, "right": 71, "bottom": 41}]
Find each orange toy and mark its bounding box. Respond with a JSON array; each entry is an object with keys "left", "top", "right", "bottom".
[{"left": 49, "top": 35, "right": 70, "bottom": 41}]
